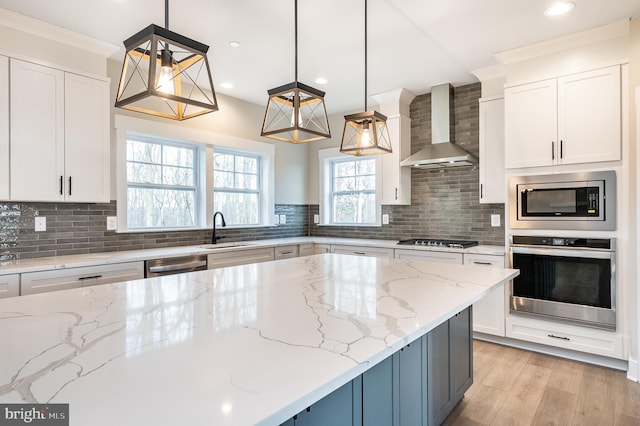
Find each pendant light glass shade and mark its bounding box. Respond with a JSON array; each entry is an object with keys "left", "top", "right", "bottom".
[
  {"left": 115, "top": 5, "right": 218, "bottom": 120},
  {"left": 260, "top": 0, "right": 331, "bottom": 143},
  {"left": 340, "top": 0, "right": 391, "bottom": 156}
]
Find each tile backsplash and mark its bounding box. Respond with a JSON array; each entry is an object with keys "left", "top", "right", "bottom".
[{"left": 0, "top": 202, "right": 308, "bottom": 261}]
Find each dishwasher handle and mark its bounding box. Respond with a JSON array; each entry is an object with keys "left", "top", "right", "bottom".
[{"left": 148, "top": 260, "right": 207, "bottom": 274}]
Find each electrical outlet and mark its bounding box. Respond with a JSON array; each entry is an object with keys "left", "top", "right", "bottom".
[
  {"left": 273, "top": 215, "right": 280, "bottom": 225},
  {"left": 382, "top": 214, "right": 390, "bottom": 225},
  {"left": 279, "top": 214, "right": 287, "bottom": 224},
  {"left": 35, "top": 216, "right": 46, "bottom": 232},
  {"left": 106, "top": 216, "right": 118, "bottom": 231},
  {"left": 491, "top": 214, "right": 501, "bottom": 227},
  {"left": 313, "top": 214, "right": 319, "bottom": 224}
]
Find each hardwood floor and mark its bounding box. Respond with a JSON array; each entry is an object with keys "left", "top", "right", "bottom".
[{"left": 443, "top": 340, "right": 640, "bottom": 426}]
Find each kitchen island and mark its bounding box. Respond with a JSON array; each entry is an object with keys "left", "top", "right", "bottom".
[{"left": 0, "top": 254, "right": 518, "bottom": 425}]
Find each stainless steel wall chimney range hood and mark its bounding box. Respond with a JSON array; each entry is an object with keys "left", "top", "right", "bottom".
[{"left": 400, "top": 84, "right": 478, "bottom": 169}]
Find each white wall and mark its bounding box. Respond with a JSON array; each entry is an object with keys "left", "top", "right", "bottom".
[{"left": 630, "top": 15, "right": 640, "bottom": 381}]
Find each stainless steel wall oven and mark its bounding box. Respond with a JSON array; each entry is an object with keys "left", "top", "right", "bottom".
[{"left": 510, "top": 235, "right": 616, "bottom": 330}]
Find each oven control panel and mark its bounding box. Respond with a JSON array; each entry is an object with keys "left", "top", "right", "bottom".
[{"left": 511, "top": 235, "right": 612, "bottom": 250}]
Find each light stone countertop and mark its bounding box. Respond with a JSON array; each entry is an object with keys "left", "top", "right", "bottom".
[
  {"left": 0, "top": 237, "right": 506, "bottom": 275},
  {"left": 0, "top": 253, "right": 519, "bottom": 425}
]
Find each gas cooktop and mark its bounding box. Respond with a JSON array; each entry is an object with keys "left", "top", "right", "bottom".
[{"left": 397, "top": 239, "right": 479, "bottom": 249}]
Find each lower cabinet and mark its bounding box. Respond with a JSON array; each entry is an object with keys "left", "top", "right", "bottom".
[
  {"left": 298, "top": 244, "right": 315, "bottom": 257},
  {"left": 281, "top": 306, "right": 473, "bottom": 426},
  {"left": 207, "top": 247, "right": 275, "bottom": 269},
  {"left": 395, "top": 249, "right": 463, "bottom": 264},
  {"left": 20, "top": 262, "right": 144, "bottom": 295},
  {"left": 463, "top": 253, "right": 506, "bottom": 337},
  {"left": 313, "top": 244, "right": 331, "bottom": 254},
  {"left": 275, "top": 245, "right": 299, "bottom": 260},
  {"left": 0, "top": 274, "right": 19, "bottom": 298},
  {"left": 331, "top": 245, "right": 394, "bottom": 258}
]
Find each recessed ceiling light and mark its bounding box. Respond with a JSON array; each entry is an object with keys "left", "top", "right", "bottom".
[
  {"left": 544, "top": 2, "right": 575, "bottom": 16},
  {"left": 220, "top": 82, "right": 234, "bottom": 89},
  {"left": 229, "top": 41, "right": 241, "bottom": 48},
  {"left": 315, "top": 77, "right": 328, "bottom": 85}
]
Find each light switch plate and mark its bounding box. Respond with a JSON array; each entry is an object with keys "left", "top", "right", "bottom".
[
  {"left": 313, "top": 214, "right": 319, "bottom": 224},
  {"left": 279, "top": 214, "right": 287, "bottom": 224},
  {"left": 106, "top": 216, "right": 118, "bottom": 231},
  {"left": 35, "top": 216, "right": 46, "bottom": 232},
  {"left": 382, "top": 214, "right": 390, "bottom": 225},
  {"left": 273, "top": 215, "right": 280, "bottom": 225},
  {"left": 491, "top": 214, "right": 501, "bottom": 227}
]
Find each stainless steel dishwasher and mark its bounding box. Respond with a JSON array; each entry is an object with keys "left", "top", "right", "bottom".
[{"left": 144, "top": 254, "right": 208, "bottom": 277}]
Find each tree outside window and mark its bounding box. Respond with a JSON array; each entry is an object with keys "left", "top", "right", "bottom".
[
  {"left": 214, "top": 150, "right": 260, "bottom": 225},
  {"left": 331, "top": 158, "right": 376, "bottom": 224}
]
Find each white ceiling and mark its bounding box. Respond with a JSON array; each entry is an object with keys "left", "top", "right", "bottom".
[{"left": 0, "top": 0, "right": 638, "bottom": 114}]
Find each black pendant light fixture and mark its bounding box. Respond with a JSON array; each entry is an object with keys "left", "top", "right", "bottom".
[
  {"left": 261, "top": 0, "right": 331, "bottom": 143},
  {"left": 340, "top": 0, "right": 392, "bottom": 156},
  {"left": 115, "top": 0, "right": 218, "bottom": 120}
]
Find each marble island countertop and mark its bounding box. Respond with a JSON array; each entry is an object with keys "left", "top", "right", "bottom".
[
  {"left": 0, "top": 236, "right": 506, "bottom": 275},
  {"left": 0, "top": 254, "right": 518, "bottom": 425}
]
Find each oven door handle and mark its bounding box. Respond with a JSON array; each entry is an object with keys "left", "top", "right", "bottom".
[{"left": 510, "top": 246, "right": 613, "bottom": 259}]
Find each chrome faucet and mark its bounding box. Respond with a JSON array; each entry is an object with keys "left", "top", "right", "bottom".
[{"left": 212, "top": 211, "right": 227, "bottom": 244}]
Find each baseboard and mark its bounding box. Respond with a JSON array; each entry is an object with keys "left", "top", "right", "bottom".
[
  {"left": 627, "top": 357, "right": 639, "bottom": 382},
  {"left": 474, "top": 332, "right": 629, "bottom": 372}
]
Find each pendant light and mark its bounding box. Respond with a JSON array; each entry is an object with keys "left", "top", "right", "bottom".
[
  {"left": 340, "top": 0, "right": 392, "bottom": 156},
  {"left": 115, "top": 0, "right": 218, "bottom": 120},
  {"left": 261, "top": 0, "right": 331, "bottom": 143}
]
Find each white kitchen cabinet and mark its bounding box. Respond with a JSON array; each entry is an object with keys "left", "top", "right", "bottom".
[
  {"left": 0, "top": 55, "right": 8, "bottom": 200},
  {"left": 331, "top": 245, "right": 394, "bottom": 258},
  {"left": 9, "top": 58, "right": 110, "bottom": 202},
  {"left": 207, "top": 247, "right": 275, "bottom": 269},
  {"left": 505, "top": 315, "right": 624, "bottom": 360},
  {"left": 380, "top": 115, "right": 411, "bottom": 205},
  {"left": 314, "top": 244, "right": 331, "bottom": 254},
  {"left": 394, "top": 249, "right": 462, "bottom": 264},
  {"left": 505, "top": 65, "right": 620, "bottom": 169},
  {"left": 64, "top": 72, "right": 110, "bottom": 202},
  {"left": 274, "top": 245, "right": 298, "bottom": 260},
  {"left": 298, "top": 243, "right": 314, "bottom": 257},
  {"left": 21, "top": 262, "right": 144, "bottom": 295},
  {"left": 478, "top": 96, "right": 505, "bottom": 203},
  {"left": 464, "top": 253, "right": 506, "bottom": 336},
  {"left": 0, "top": 274, "right": 19, "bottom": 299}
]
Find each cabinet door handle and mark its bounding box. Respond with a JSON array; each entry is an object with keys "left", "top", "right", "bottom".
[
  {"left": 548, "top": 334, "right": 570, "bottom": 341},
  {"left": 353, "top": 251, "right": 366, "bottom": 255},
  {"left": 551, "top": 141, "right": 555, "bottom": 160},
  {"left": 560, "top": 140, "right": 563, "bottom": 159},
  {"left": 59, "top": 176, "right": 63, "bottom": 195},
  {"left": 395, "top": 187, "right": 398, "bottom": 201},
  {"left": 68, "top": 176, "right": 72, "bottom": 196},
  {"left": 480, "top": 184, "right": 483, "bottom": 199},
  {"left": 473, "top": 261, "right": 492, "bottom": 265},
  {"left": 280, "top": 251, "right": 293, "bottom": 255},
  {"left": 78, "top": 275, "right": 103, "bottom": 281}
]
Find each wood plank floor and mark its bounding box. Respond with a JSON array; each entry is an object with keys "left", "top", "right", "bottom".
[{"left": 443, "top": 340, "right": 640, "bottom": 426}]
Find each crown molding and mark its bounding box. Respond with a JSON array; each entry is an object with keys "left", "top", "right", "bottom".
[
  {"left": 0, "top": 8, "right": 120, "bottom": 57},
  {"left": 495, "top": 19, "right": 630, "bottom": 65},
  {"left": 470, "top": 64, "right": 506, "bottom": 81}
]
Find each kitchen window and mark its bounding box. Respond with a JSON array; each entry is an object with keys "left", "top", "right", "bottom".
[
  {"left": 319, "top": 147, "right": 381, "bottom": 226},
  {"left": 126, "top": 137, "right": 200, "bottom": 229},
  {"left": 214, "top": 149, "right": 261, "bottom": 225}
]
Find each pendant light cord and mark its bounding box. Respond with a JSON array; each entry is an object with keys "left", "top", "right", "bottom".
[
  {"left": 364, "top": 0, "right": 368, "bottom": 111},
  {"left": 294, "top": 0, "right": 298, "bottom": 82},
  {"left": 165, "top": 0, "right": 169, "bottom": 29}
]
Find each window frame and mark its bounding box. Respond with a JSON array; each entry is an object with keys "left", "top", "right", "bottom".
[
  {"left": 115, "top": 115, "right": 275, "bottom": 232},
  {"left": 318, "top": 147, "right": 382, "bottom": 227}
]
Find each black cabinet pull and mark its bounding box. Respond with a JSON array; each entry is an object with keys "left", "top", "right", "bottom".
[
  {"left": 560, "top": 140, "right": 563, "bottom": 159},
  {"left": 68, "top": 176, "right": 72, "bottom": 196},
  {"left": 473, "top": 261, "right": 492, "bottom": 265},
  {"left": 59, "top": 176, "right": 63, "bottom": 195},
  {"left": 353, "top": 251, "right": 366, "bottom": 255},
  {"left": 78, "top": 275, "right": 103, "bottom": 281},
  {"left": 548, "top": 334, "right": 570, "bottom": 341},
  {"left": 480, "top": 184, "right": 483, "bottom": 199},
  {"left": 395, "top": 187, "right": 398, "bottom": 200},
  {"left": 552, "top": 141, "right": 555, "bottom": 160}
]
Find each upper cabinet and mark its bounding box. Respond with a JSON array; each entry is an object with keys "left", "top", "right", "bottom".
[
  {"left": 478, "top": 96, "right": 505, "bottom": 204},
  {"left": 0, "top": 55, "right": 8, "bottom": 200},
  {"left": 505, "top": 65, "right": 621, "bottom": 169},
  {"left": 8, "top": 58, "right": 109, "bottom": 203},
  {"left": 380, "top": 114, "right": 411, "bottom": 205}
]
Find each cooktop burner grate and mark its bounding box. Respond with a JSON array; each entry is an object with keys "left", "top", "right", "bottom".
[{"left": 397, "top": 238, "right": 479, "bottom": 249}]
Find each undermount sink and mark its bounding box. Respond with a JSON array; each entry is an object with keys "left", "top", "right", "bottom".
[{"left": 198, "top": 242, "right": 254, "bottom": 250}]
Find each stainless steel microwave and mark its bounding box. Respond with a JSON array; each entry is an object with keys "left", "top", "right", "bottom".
[{"left": 509, "top": 171, "right": 616, "bottom": 231}]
